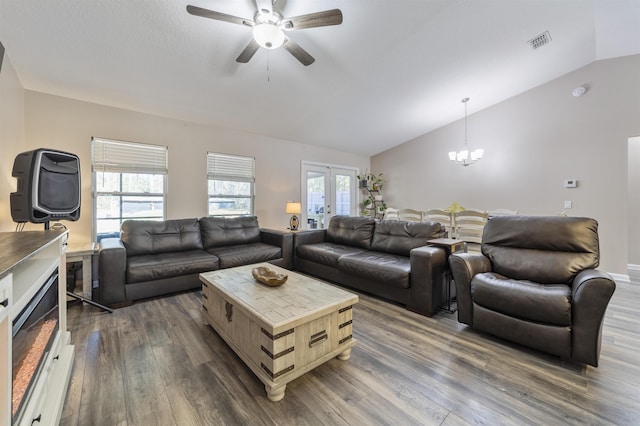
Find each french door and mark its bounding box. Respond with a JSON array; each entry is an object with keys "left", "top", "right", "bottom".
[{"left": 301, "top": 162, "right": 358, "bottom": 229}]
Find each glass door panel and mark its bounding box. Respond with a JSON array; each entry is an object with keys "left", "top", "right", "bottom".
[{"left": 306, "top": 169, "right": 326, "bottom": 229}]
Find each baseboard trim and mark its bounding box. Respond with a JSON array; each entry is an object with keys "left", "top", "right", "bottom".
[
  {"left": 609, "top": 272, "right": 630, "bottom": 285},
  {"left": 628, "top": 264, "right": 640, "bottom": 285}
]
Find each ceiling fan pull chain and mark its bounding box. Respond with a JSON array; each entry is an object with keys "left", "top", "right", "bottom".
[{"left": 267, "top": 51, "right": 271, "bottom": 83}]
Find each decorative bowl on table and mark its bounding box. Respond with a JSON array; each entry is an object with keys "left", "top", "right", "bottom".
[{"left": 251, "top": 266, "right": 288, "bottom": 287}]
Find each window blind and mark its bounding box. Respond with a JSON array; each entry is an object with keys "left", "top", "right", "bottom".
[
  {"left": 92, "top": 137, "right": 168, "bottom": 174},
  {"left": 207, "top": 152, "right": 255, "bottom": 182}
]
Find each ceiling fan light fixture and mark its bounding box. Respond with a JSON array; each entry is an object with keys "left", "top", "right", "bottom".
[{"left": 253, "top": 23, "right": 285, "bottom": 49}]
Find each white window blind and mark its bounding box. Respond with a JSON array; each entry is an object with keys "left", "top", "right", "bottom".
[
  {"left": 93, "top": 137, "right": 168, "bottom": 174},
  {"left": 207, "top": 152, "right": 255, "bottom": 182}
]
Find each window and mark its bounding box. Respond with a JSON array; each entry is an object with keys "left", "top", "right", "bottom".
[
  {"left": 207, "top": 152, "right": 255, "bottom": 217},
  {"left": 92, "top": 137, "right": 168, "bottom": 240}
]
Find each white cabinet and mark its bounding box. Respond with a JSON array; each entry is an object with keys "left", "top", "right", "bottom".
[
  {"left": 0, "top": 230, "right": 73, "bottom": 426},
  {"left": 1, "top": 273, "right": 12, "bottom": 425}
]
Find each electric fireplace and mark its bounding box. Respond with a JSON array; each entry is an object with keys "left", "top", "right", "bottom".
[
  {"left": 0, "top": 230, "right": 73, "bottom": 426},
  {"left": 11, "top": 270, "right": 59, "bottom": 425}
]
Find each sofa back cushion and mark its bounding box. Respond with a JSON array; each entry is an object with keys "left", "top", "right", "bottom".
[
  {"left": 121, "top": 218, "right": 203, "bottom": 256},
  {"left": 326, "top": 216, "right": 376, "bottom": 249},
  {"left": 481, "top": 216, "right": 600, "bottom": 284},
  {"left": 371, "top": 220, "right": 445, "bottom": 256},
  {"left": 200, "top": 216, "right": 261, "bottom": 248}
]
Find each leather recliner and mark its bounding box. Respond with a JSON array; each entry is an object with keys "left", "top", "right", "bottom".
[{"left": 448, "top": 215, "right": 615, "bottom": 367}]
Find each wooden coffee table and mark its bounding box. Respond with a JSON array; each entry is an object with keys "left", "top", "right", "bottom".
[{"left": 199, "top": 263, "right": 358, "bottom": 401}]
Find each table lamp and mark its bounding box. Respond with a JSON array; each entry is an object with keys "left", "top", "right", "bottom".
[{"left": 286, "top": 201, "right": 302, "bottom": 231}]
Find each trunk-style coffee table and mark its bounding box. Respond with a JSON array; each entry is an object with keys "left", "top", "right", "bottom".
[{"left": 200, "top": 263, "right": 358, "bottom": 401}]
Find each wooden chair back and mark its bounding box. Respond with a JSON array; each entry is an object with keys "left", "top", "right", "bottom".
[
  {"left": 454, "top": 209, "right": 488, "bottom": 243},
  {"left": 425, "top": 209, "right": 453, "bottom": 238},
  {"left": 398, "top": 209, "right": 424, "bottom": 222}
]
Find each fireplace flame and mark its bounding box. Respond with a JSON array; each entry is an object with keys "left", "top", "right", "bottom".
[{"left": 12, "top": 318, "right": 58, "bottom": 416}]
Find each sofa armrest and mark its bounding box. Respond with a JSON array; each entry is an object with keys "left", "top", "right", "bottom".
[
  {"left": 98, "top": 238, "right": 127, "bottom": 306},
  {"left": 292, "top": 229, "right": 327, "bottom": 245},
  {"left": 260, "top": 228, "right": 294, "bottom": 270},
  {"left": 571, "top": 269, "right": 616, "bottom": 366},
  {"left": 408, "top": 246, "right": 447, "bottom": 316},
  {"left": 292, "top": 229, "right": 327, "bottom": 269},
  {"left": 449, "top": 252, "right": 492, "bottom": 325}
]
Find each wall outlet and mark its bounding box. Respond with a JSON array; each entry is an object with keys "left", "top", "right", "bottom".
[
  {"left": 564, "top": 179, "right": 577, "bottom": 188},
  {"left": 564, "top": 200, "right": 572, "bottom": 209}
]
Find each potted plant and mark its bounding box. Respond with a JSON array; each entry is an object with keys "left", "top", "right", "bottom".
[
  {"left": 366, "top": 172, "right": 384, "bottom": 191},
  {"left": 445, "top": 202, "right": 464, "bottom": 213},
  {"left": 357, "top": 170, "right": 369, "bottom": 188},
  {"left": 362, "top": 197, "right": 373, "bottom": 213}
]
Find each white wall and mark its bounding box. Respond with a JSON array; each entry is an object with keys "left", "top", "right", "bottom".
[
  {"left": 372, "top": 55, "right": 640, "bottom": 275},
  {"left": 4, "top": 92, "right": 369, "bottom": 245},
  {"left": 0, "top": 50, "right": 26, "bottom": 233},
  {"left": 4, "top": 46, "right": 638, "bottom": 275}
]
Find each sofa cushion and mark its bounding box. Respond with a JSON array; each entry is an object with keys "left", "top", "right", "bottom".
[
  {"left": 206, "top": 243, "right": 282, "bottom": 269},
  {"left": 326, "top": 216, "right": 375, "bottom": 250},
  {"left": 200, "top": 216, "right": 262, "bottom": 248},
  {"left": 371, "top": 220, "right": 445, "bottom": 256},
  {"left": 338, "top": 252, "right": 411, "bottom": 289},
  {"left": 126, "top": 250, "right": 219, "bottom": 284},
  {"left": 471, "top": 272, "right": 572, "bottom": 326},
  {"left": 481, "top": 216, "right": 599, "bottom": 284},
  {"left": 121, "top": 218, "right": 203, "bottom": 256},
  {"left": 296, "top": 242, "right": 365, "bottom": 267}
]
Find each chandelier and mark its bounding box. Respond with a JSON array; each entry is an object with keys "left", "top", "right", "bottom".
[{"left": 448, "top": 97, "right": 484, "bottom": 166}]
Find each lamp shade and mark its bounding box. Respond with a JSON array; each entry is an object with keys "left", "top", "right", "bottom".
[
  {"left": 253, "top": 23, "right": 285, "bottom": 49},
  {"left": 285, "top": 202, "right": 301, "bottom": 214},
  {"left": 471, "top": 149, "right": 484, "bottom": 161}
]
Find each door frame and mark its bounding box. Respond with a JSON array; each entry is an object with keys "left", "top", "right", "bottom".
[{"left": 300, "top": 161, "right": 359, "bottom": 229}]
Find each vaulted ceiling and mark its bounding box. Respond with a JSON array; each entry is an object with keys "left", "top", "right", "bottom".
[{"left": 1, "top": 0, "right": 638, "bottom": 156}]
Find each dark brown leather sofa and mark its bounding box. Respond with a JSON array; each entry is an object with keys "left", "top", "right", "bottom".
[
  {"left": 293, "top": 215, "right": 448, "bottom": 316},
  {"left": 98, "top": 216, "right": 292, "bottom": 306},
  {"left": 448, "top": 215, "right": 616, "bottom": 366}
]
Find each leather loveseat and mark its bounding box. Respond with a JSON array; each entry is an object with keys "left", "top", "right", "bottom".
[
  {"left": 448, "top": 215, "right": 616, "bottom": 366},
  {"left": 293, "top": 215, "right": 448, "bottom": 316},
  {"left": 98, "top": 216, "right": 292, "bottom": 307}
]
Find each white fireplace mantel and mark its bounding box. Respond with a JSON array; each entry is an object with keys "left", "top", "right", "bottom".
[{"left": 0, "top": 230, "right": 74, "bottom": 426}]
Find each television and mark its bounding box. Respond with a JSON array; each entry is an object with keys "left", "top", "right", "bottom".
[{"left": 10, "top": 148, "right": 81, "bottom": 224}]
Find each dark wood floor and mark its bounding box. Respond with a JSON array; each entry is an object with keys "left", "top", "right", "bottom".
[{"left": 60, "top": 280, "right": 639, "bottom": 426}]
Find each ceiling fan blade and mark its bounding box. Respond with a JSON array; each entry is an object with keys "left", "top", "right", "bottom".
[
  {"left": 186, "top": 5, "right": 252, "bottom": 27},
  {"left": 236, "top": 39, "right": 260, "bottom": 63},
  {"left": 254, "top": 0, "right": 273, "bottom": 15},
  {"left": 282, "top": 37, "right": 315, "bottom": 66},
  {"left": 281, "top": 9, "right": 342, "bottom": 31}
]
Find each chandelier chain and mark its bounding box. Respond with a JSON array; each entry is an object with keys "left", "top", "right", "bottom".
[{"left": 463, "top": 98, "right": 468, "bottom": 149}]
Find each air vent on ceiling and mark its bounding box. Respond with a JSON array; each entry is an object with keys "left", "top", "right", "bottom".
[{"left": 528, "top": 31, "right": 552, "bottom": 49}]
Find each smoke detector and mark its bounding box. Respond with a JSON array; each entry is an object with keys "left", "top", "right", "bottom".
[
  {"left": 528, "top": 31, "right": 552, "bottom": 49},
  {"left": 572, "top": 86, "right": 587, "bottom": 97}
]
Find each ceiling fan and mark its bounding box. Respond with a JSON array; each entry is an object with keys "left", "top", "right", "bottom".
[{"left": 186, "top": 1, "right": 343, "bottom": 66}]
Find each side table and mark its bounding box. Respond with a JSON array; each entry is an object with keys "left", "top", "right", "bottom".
[
  {"left": 66, "top": 242, "right": 113, "bottom": 313},
  {"left": 66, "top": 242, "right": 97, "bottom": 299},
  {"left": 427, "top": 238, "right": 466, "bottom": 313}
]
